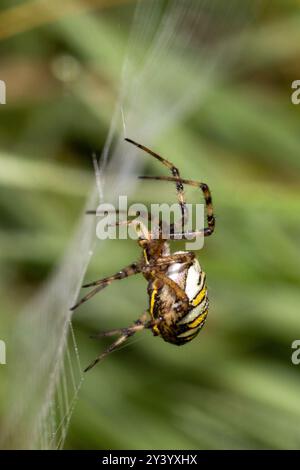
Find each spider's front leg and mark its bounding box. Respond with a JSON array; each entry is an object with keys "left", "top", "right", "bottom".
[{"left": 139, "top": 176, "right": 215, "bottom": 237}]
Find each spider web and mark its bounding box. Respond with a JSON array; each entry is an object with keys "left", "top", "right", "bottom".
[{"left": 0, "top": 0, "right": 265, "bottom": 449}]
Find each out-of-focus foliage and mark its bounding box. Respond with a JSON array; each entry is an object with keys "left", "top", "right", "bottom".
[{"left": 0, "top": 0, "right": 300, "bottom": 450}]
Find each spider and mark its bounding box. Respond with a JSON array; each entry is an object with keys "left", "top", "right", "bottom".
[{"left": 71, "top": 138, "right": 215, "bottom": 372}]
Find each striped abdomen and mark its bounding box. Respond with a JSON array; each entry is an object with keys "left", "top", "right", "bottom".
[
  {"left": 149, "top": 254, "right": 209, "bottom": 345},
  {"left": 172, "top": 258, "right": 209, "bottom": 344}
]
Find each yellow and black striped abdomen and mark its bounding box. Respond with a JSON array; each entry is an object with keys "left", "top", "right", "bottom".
[
  {"left": 149, "top": 256, "right": 209, "bottom": 346},
  {"left": 175, "top": 281, "right": 209, "bottom": 345}
]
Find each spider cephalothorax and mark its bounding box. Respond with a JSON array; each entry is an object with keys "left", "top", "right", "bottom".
[{"left": 71, "top": 138, "right": 215, "bottom": 371}]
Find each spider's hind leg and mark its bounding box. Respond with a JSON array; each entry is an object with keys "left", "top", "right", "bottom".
[{"left": 84, "top": 312, "right": 150, "bottom": 372}]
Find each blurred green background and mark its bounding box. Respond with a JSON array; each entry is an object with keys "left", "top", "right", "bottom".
[{"left": 0, "top": 0, "right": 300, "bottom": 450}]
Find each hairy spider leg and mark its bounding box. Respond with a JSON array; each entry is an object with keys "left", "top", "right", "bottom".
[
  {"left": 70, "top": 252, "right": 195, "bottom": 312},
  {"left": 86, "top": 209, "right": 152, "bottom": 222},
  {"left": 84, "top": 312, "right": 150, "bottom": 372},
  {"left": 84, "top": 262, "right": 195, "bottom": 372},
  {"left": 139, "top": 176, "right": 215, "bottom": 237},
  {"left": 70, "top": 262, "right": 141, "bottom": 311},
  {"left": 107, "top": 218, "right": 151, "bottom": 241},
  {"left": 86, "top": 209, "right": 156, "bottom": 241},
  {"left": 125, "top": 138, "right": 187, "bottom": 233}
]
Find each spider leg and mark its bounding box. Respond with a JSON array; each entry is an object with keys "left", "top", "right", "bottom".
[
  {"left": 70, "top": 254, "right": 193, "bottom": 312},
  {"left": 125, "top": 137, "right": 187, "bottom": 231},
  {"left": 85, "top": 209, "right": 129, "bottom": 215},
  {"left": 142, "top": 253, "right": 195, "bottom": 310},
  {"left": 90, "top": 328, "right": 128, "bottom": 338},
  {"left": 90, "top": 312, "right": 149, "bottom": 339},
  {"left": 108, "top": 218, "right": 151, "bottom": 241},
  {"left": 152, "top": 272, "right": 190, "bottom": 306},
  {"left": 149, "top": 252, "right": 195, "bottom": 268},
  {"left": 87, "top": 209, "right": 152, "bottom": 241},
  {"left": 82, "top": 255, "right": 194, "bottom": 371},
  {"left": 140, "top": 252, "right": 195, "bottom": 283},
  {"left": 86, "top": 209, "right": 152, "bottom": 222},
  {"left": 139, "top": 176, "right": 215, "bottom": 236},
  {"left": 84, "top": 312, "right": 150, "bottom": 372},
  {"left": 70, "top": 262, "right": 141, "bottom": 311}
]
